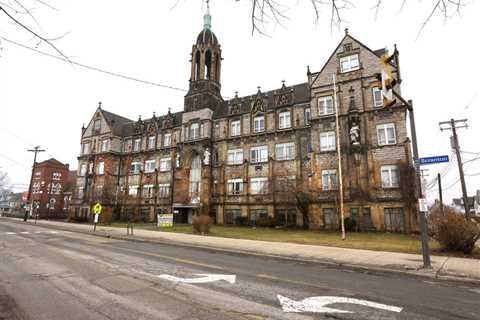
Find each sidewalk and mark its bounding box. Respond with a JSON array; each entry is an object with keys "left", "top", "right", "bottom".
[{"left": 4, "top": 217, "right": 480, "bottom": 284}]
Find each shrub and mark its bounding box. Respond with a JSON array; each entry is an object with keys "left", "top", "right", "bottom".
[
  {"left": 235, "top": 216, "right": 249, "bottom": 226},
  {"left": 343, "top": 217, "right": 357, "bottom": 232},
  {"left": 254, "top": 217, "right": 276, "bottom": 228},
  {"left": 192, "top": 215, "right": 212, "bottom": 235},
  {"left": 430, "top": 212, "right": 480, "bottom": 254}
]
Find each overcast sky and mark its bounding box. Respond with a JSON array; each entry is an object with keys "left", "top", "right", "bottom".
[{"left": 1, "top": 0, "right": 479, "bottom": 204}]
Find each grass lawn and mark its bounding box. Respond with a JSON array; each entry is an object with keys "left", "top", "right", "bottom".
[{"left": 102, "top": 222, "right": 480, "bottom": 258}]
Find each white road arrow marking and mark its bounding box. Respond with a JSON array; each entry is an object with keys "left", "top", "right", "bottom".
[
  {"left": 277, "top": 295, "right": 403, "bottom": 314},
  {"left": 158, "top": 274, "right": 236, "bottom": 284}
]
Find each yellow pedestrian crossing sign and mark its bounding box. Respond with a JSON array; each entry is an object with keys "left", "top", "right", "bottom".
[{"left": 92, "top": 202, "right": 102, "bottom": 215}]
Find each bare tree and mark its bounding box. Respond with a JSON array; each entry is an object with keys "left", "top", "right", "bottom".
[
  {"left": 0, "top": 0, "right": 67, "bottom": 58},
  {"left": 237, "top": 0, "right": 466, "bottom": 36},
  {"left": 0, "top": 171, "right": 11, "bottom": 200}
]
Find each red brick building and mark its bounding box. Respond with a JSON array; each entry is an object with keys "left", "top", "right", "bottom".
[{"left": 30, "top": 158, "right": 72, "bottom": 218}]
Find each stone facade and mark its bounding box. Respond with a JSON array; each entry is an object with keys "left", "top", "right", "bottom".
[{"left": 70, "top": 18, "right": 418, "bottom": 232}]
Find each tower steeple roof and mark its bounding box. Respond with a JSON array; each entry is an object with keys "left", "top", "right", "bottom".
[
  {"left": 203, "top": 0, "right": 211, "bottom": 30},
  {"left": 196, "top": 1, "right": 218, "bottom": 46}
]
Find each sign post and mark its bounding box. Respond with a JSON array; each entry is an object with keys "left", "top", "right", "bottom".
[{"left": 92, "top": 202, "right": 102, "bottom": 232}]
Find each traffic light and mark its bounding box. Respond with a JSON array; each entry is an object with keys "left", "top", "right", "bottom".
[{"left": 378, "top": 53, "right": 397, "bottom": 107}]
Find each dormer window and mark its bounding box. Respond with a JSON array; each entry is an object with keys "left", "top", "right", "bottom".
[{"left": 340, "top": 54, "right": 359, "bottom": 73}]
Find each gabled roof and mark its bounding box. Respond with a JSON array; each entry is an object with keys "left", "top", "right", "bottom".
[
  {"left": 36, "top": 158, "right": 68, "bottom": 168},
  {"left": 100, "top": 108, "right": 133, "bottom": 136}
]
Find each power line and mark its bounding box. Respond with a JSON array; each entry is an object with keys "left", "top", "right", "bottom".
[
  {"left": 0, "top": 152, "right": 30, "bottom": 169},
  {"left": 0, "top": 36, "right": 188, "bottom": 93}
]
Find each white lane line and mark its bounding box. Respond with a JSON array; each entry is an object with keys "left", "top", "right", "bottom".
[
  {"left": 49, "top": 231, "right": 59, "bottom": 234},
  {"left": 20, "top": 231, "right": 30, "bottom": 234},
  {"left": 6, "top": 232, "right": 16, "bottom": 235},
  {"left": 158, "top": 274, "right": 236, "bottom": 284},
  {"left": 34, "top": 231, "right": 43, "bottom": 234}
]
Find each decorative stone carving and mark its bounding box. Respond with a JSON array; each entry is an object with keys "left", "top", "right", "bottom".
[
  {"left": 203, "top": 148, "right": 211, "bottom": 165},
  {"left": 350, "top": 120, "right": 360, "bottom": 145}
]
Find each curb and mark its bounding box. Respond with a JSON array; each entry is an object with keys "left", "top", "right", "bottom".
[{"left": 4, "top": 218, "right": 480, "bottom": 286}]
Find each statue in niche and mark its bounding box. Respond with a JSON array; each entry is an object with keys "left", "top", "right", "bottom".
[
  {"left": 203, "top": 148, "right": 211, "bottom": 165},
  {"left": 350, "top": 120, "right": 360, "bottom": 145}
]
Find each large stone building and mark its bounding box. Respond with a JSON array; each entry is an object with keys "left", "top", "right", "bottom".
[{"left": 70, "top": 11, "right": 418, "bottom": 232}]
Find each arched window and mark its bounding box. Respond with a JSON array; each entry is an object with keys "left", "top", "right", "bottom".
[
  {"left": 194, "top": 50, "right": 201, "bottom": 80},
  {"left": 205, "top": 50, "right": 212, "bottom": 80},
  {"left": 189, "top": 155, "right": 201, "bottom": 194}
]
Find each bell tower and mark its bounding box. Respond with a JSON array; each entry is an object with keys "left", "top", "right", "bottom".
[{"left": 184, "top": 2, "right": 223, "bottom": 112}]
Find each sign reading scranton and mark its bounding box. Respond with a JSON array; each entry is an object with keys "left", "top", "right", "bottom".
[{"left": 419, "top": 155, "right": 449, "bottom": 166}]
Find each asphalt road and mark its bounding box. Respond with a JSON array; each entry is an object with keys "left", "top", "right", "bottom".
[{"left": 0, "top": 220, "right": 479, "bottom": 320}]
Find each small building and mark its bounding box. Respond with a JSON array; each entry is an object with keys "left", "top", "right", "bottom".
[{"left": 30, "top": 158, "right": 72, "bottom": 219}]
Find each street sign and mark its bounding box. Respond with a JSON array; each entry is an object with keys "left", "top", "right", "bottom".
[
  {"left": 418, "top": 198, "right": 428, "bottom": 212},
  {"left": 419, "top": 155, "right": 449, "bottom": 166},
  {"left": 92, "top": 202, "right": 102, "bottom": 215}
]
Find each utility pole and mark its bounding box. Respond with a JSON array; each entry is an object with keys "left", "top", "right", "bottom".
[
  {"left": 438, "top": 173, "right": 444, "bottom": 216},
  {"left": 439, "top": 119, "right": 469, "bottom": 219},
  {"left": 404, "top": 99, "right": 431, "bottom": 268},
  {"left": 25, "top": 146, "right": 45, "bottom": 222},
  {"left": 332, "top": 73, "right": 346, "bottom": 240}
]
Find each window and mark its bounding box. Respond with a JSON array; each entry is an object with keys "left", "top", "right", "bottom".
[
  {"left": 275, "top": 208, "right": 296, "bottom": 226},
  {"left": 322, "top": 169, "right": 337, "bottom": 190},
  {"left": 250, "top": 146, "right": 268, "bottom": 163},
  {"left": 224, "top": 209, "right": 241, "bottom": 225},
  {"left": 97, "top": 162, "right": 105, "bottom": 175},
  {"left": 123, "top": 140, "right": 130, "bottom": 153},
  {"left": 372, "top": 87, "right": 383, "bottom": 108},
  {"left": 275, "top": 142, "right": 295, "bottom": 160},
  {"left": 227, "top": 149, "right": 243, "bottom": 165},
  {"left": 227, "top": 179, "right": 243, "bottom": 195},
  {"left": 50, "top": 183, "right": 62, "bottom": 194},
  {"left": 79, "top": 164, "right": 87, "bottom": 176},
  {"left": 230, "top": 120, "right": 241, "bottom": 136},
  {"left": 144, "top": 160, "right": 156, "bottom": 173},
  {"left": 305, "top": 108, "right": 311, "bottom": 125},
  {"left": 381, "top": 165, "right": 400, "bottom": 188},
  {"left": 82, "top": 143, "right": 90, "bottom": 155},
  {"left": 133, "top": 138, "right": 141, "bottom": 152},
  {"left": 340, "top": 54, "right": 360, "bottom": 73},
  {"left": 142, "top": 184, "right": 154, "bottom": 198},
  {"left": 128, "top": 185, "right": 138, "bottom": 196},
  {"left": 158, "top": 184, "right": 170, "bottom": 198},
  {"left": 318, "top": 96, "right": 334, "bottom": 115},
  {"left": 163, "top": 133, "right": 172, "bottom": 147},
  {"left": 130, "top": 162, "right": 141, "bottom": 174},
  {"left": 52, "top": 172, "right": 61, "bottom": 180},
  {"left": 250, "top": 177, "right": 268, "bottom": 194},
  {"left": 189, "top": 156, "right": 202, "bottom": 194},
  {"left": 148, "top": 136, "right": 156, "bottom": 149},
  {"left": 384, "top": 208, "right": 405, "bottom": 232},
  {"left": 101, "top": 139, "right": 109, "bottom": 152},
  {"left": 250, "top": 208, "right": 268, "bottom": 224},
  {"left": 159, "top": 158, "right": 171, "bottom": 172},
  {"left": 35, "top": 171, "right": 41, "bottom": 177},
  {"left": 93, "top": 119, "right": 101, "bottom": 131},
  {"left": 253, "top": 116, "right": 265, "bottom": 133},
  {"left": 320, "top": 131, "right": 336, "bottom": 151},
  {"left": 323, "top": 208, "right": 338, "bottom": 230},
  {"left": 377, "top": 123, "right": 396, "bottom": 145},
  {"left": 278, "top": 111, "right": 291, "bottom": 129},
  {"left": 189, "top": 123, "right": 200, "bottom": 140}
]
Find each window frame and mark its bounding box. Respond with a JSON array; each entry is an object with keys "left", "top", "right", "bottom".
[
  {"left": 142, "top": 184, "right": 154, "bottom": 198},
  {"left": 230, "top": 119, "right": 241, "bottom": 137},
  {"left": 381, "top": 165, "right": 400, "bottom": 188},
  {"left": 320, "top": 131, "right": 336, "bottom": 151},
  {"left": 97, "top": 161, "right": 105, "bottom": 175},
  {"left": 144, "top": 159, "right": 156, "bottom": 173},
  {"left": 130, "top": 162, "right": 141, "bottom": 175},
  {"left": 322, "top": 169, "right": 338, "bottom": 191},
  {"left": 339, "top": 54, "right": 360, "bottom": 73},
  {"left": 227, "top": 178, "right": 243, "bottom": 195},
  {"left": 278, "top": 111, "right": 291, "bottom": 129},
  {"left": 250, "top": 177, "right": 269, "bottom": 195},
  {"left": 304, "top": 108, "right": 311, "bottom": 125},
  {"left": 159, "top": 158, "right": 171, "bottom": 172},
  {"left": 250, "top": 145, "right": 268, "bottom": 163},
  {"left": 128, "top": 185, "right": 139, "bottom": 196},
  {"left": 133, "top": 138, "right": 141, "bottom": 152},
  {"left": 158, "top": 183, "right": 170, "bottom": 198},
  {"left": 372, "top": 87, "right": 383, "bottom": 108},
  {"left": 227, "top": 149, "right": 244, "bottom": 165},
  {"left": 275, "top": 142, "right": 295, "bottom": 161},
  {"left": 101, "top": 139, "right": 109, "bottom": 152},
  {"left": 253, "top": 115, "right": 265, "bottom": 133},
  {"left": 147, "top": 136, "right": 156, "bottom": 150},
  {"left": 377, "top": 123, "right": 397, "bottom": 146},
  {"left": 318, "top": 96, "right": 334, "bottom": 116},
  {"left": 163, "top": 133, "right": 172, "bottom": 147}
]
